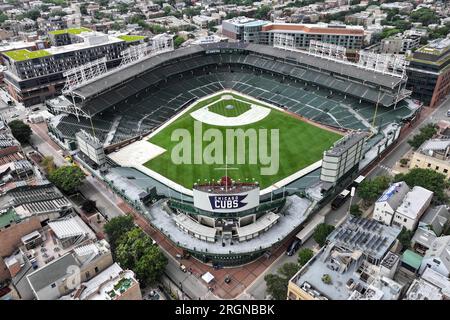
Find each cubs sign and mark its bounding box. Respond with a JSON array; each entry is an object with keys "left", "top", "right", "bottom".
[{"left": 193, "top": 188, "right": 260, "bottom": 213}]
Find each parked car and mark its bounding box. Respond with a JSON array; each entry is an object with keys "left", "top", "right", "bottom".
[
  {"left": 286, "top": 238, "right": 301, "bottom": 256},
  {"left": 447, "top": 110, "right": 450, "bottom": 117}
]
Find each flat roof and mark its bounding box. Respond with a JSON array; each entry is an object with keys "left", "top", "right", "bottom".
[
  {"left": 402, "top": 249, "right": 423, "bottom": 270},
  {"left": 326, "top": 216, "right": 402, "bottom": 261},
  {"left": 117, "top": 35, "right": 146, "bottom": 42},
  {"left": 3, "top": 49, "right": 52, "bottom": 61},
  {"left": 0, "top": 209, "right": 21, "bottom": 229},
  {"left": 48, "top": 27, "right": 92, "bottom": 35},
  {"left": 396, "top": 186, "right": 433, "bottom": 220}
]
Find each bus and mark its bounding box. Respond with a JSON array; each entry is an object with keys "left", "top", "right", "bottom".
[{"left": 331, "top": 189, "right": 351, "bottom": 210}]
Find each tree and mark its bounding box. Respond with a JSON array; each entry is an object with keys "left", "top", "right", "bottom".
[
  {"left": 41, "top": 156, "right": 55, "bottom": 174},
  {"left": 81, "top": 199, "right": 96, "bottom": 213},
  {"left": 398, "top": 227, "right": 413, "bottom": 248},
  {"left": 298, "top": 248, "right": 314, "bottom": 266},
  {"left": 264, "top": 274, "right": 288, "bottom": 300},
  {"left": 0, "top": 12, "right": 7, "bottom": 24},
  {"left": 50, "top": 10, "right": 67, "bottom": 17},
  {"left": 321, "top": 274, "right": 332, "bottom": 284},
  {"left": 48, "top": 165, "right": 85, "bottom": 194},
  {"left": 255, "top": 5, "right": 271, "bottom": 20},
  {"left": 350, "top": 204, "right": 362, "bottom": 217},
  {"left": 264, "top": 262, "right": 299, "bottom": 300},
  {"left": 410, "top": 8, "right": 439, "bottom": 26},
  {"left": 80, "top": 3, "right": 88, "bottom": 15},
  {"left": 357, "top": 175, "right": 391, "bottom": 205},
  {"left": 408, "top": 123, "right": 437, "bottom": 149},
  {"left": 135, "top": 245, "right": 168, "bottom": 285},
  {"left": 25, "top": 9, "right": 41, "bottom": 21},
  {"left": 394, "top": 168, "right": 448, "bottom": 203},
  {"left": 173, "top": 35, "right": 185, "bottom": 48},
  {"left": 8, "top": 120, "right": 32, "bottom": 144},
  {"left": 116, "top": 228, "right": 167, "bottom": 286},
  {"left": 313, "top": 223, "right": 335, "bottom": 247},
  {"left": 104, "top": 215, "right": 135, "bottom": 249}
]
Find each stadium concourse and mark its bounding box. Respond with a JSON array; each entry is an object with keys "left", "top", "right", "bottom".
[{"left": 44, "top": 42, "right": 420, "bottom": 267}]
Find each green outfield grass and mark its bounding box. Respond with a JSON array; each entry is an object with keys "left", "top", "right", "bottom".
[
  {"left": 143, "top": 92, "right": 342, "bottom": 189},
  {"left": 208, "top": 98, "right": 251, "bottom": 117}
]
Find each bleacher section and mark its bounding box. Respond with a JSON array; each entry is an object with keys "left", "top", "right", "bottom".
[{"left": 54, "top": 65, "right": 414, "bottom": 146}]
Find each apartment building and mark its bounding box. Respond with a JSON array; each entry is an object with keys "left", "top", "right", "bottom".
[
  {"left": 373, "top": 181, "right": 410, "bottom": 226},
  {"left": 407, "top": 38, "right": 450, "bottom": 108},
  {"left": 392, "top": 186, "right": 433, "bottom": 231},
  {"left": 60, "top": 262, "right": 142, "bottom": 300},
  {"left": 221, "top": 17, "right": 365, "bottom": 50},
  {"left": 409, "top": 138, "right": 450, "bottom": 179},
  {"left": 380, "top": 34, "right": 421, "bottom": 54},
  {"left": 1, "top": 28, "right": 129, "bottom": 106}
]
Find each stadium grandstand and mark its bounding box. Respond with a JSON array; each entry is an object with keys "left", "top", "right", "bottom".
[
  {"left": 47, "top": 42, "right": 414, "bottom": 149},
  {"left": 44, "top": 41, "right": 420, "bottom": 266}
]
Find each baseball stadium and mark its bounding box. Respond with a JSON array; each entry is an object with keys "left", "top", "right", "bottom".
[{"left": 46, "top": 41, "right": 419, "bottom": 266}]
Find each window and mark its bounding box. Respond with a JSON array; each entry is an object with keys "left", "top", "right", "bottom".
[
  {"left": 404, "top": 218, "right": 407, "bottom": 222},
  {"left": 436, "top": 166, "right": 439, "bottom": 170},
  {"left": 51, "top": 283, "right": 56, "bottom": 288},
  {"left": 427, "top": 163, "right": 431, "bottom": 167},
  {"left": 95, "top": 267, "right": 99, "bottom": 274},
  {"left": 444, "top": 169, "right": 448, "bottom": 174}
]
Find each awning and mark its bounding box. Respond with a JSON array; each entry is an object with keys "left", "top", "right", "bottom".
[{"left": 201, "top": 272, "right": 215, "bottom": 284}]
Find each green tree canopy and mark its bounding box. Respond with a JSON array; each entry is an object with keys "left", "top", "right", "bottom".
[
  {"left": 116, "top": 228, "right": 167, "bottom": 286},
  {"left": 394, "top": 168, "right": 448, "bottom": 203},
  {"left": 398, "top": 227, "right": 414, "bottom": 248},
  {"left": 298, "top": 248, "right": 314, "bottom": 266},
  {"left": 8, "top": 120, "right": 32, "bottom": 144},
  {"left": 357, "top": 175, "right": 392, "bottom": 205},
  {"left": 25, "top": 9, "right": 41, "bottom": 21},
  {"left": 350, "top": 204, "right": 362, "bottom": 217},
  {"left": 255, "top": 5, "right": 271, "bottom": 19},
  {"left": 173, "top": 35, "right": 185, "bottom": 48},
  {"left": 313, "top": 223, "right": 335, "bottom": 247},
  {"left": 104, "top": 215, "right": 135, "bottom": 249},
  {"left": 408, "top": 123, "right": 437, "bottom": 149},
  {"left": 264, "top": 262, "right": 299, "bottom": 300},
  {"left": 48, "top": 165, "right": 85, "bottom": 193},
  {"left": 410, "top": 8, "right": 439, "bottom": 26}
]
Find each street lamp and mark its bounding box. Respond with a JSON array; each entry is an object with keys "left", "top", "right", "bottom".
[{"left": 347, "top": 187, "right": 356, "bottom": 217}]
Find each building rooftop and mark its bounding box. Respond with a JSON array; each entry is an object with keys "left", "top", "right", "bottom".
[
  {"left": 117, "top": 35, "right": 146, "bottom": 42},
  {"left": 396, "top": 186, "right": 433, "bottom": 220},
  {"left": 424, "top": 236, "right": 450, "bottom": 273},
  {"left": 324, "top": 132, "right": 367, "bottom": 157},
  {"left": 60, "top": 263, "right": 139, "bottom": 300},
  {"left": 376, "top": 181, "right": 410, "bottom": 210},
  {"left": 48, "top": 27, "right": 92, "bottom": 35},
  {"left": 326, "top": 216, "right": 402, "bottom": 262},
  {"left": 26, "top": 239, "right": 110, "bottom": 298},
  {"left": 0, "top": 208, "right": 20, "bottom": 229},
  {"left": 420, "top": 139, "right": 450, "bottom": 153},
  {"left": 3, "top": 49, "right": 51, "bottom": 61},
  {"left": 402, "top": 249, "right": 423, "bottom": 271}
]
